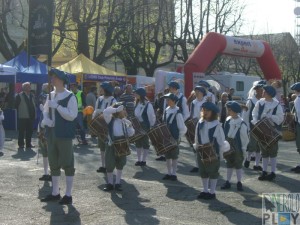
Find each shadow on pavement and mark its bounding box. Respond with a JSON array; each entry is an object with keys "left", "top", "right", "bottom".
[
  {"left": 110, "top": 180, "right": 159, "bottom": 225},
  {"left": 11, "top": 148, "right": 36, "bottom": 161}
]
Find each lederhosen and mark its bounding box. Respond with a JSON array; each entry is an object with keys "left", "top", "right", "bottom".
[
  {"left": 257, "top": 103, "right": 281, "bottom": 158},
  {"left": 163, "top": 110, "right": 180, "bottom": 159},
  {"left": 224, "top": 119, "right": 246, "bottom": 169},
  {"left": 135, "top": 102, "right": 151, "bottom": 149},
  {"left": 47, "top": 94, "right": 76, "bottom": 176},
  {"left": 105, "top": 118, "right": 127, "bottom": 172},
  {"left": 98, "top": 97, "right": 115, "bottom": 152},
  {"left": 196, "top": 122, "right": 220, "bottom": 179}
]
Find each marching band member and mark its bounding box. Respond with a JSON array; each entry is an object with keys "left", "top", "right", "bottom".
[
  {"left": 221, "top": 101, "right": 249, "bottom": 191},
  {"left": 92, "top": 82, "right": 116, "bottom": 173},
  {"left": 198, "top": 80, "right": 216, "bottom": 104},
  {"left": 133, "top": 88, "right": 156, "bottom": 166},
  {"left": 189, "top": 86, "right": 207, "bottom": 173},
  {"left": 102, "top": 102, "right": 135, "bottom": 191},
  {"left": 290, "top": 82, "right": 300, "bottom": 173},
  {"left": 41, "top": 68, "right": 78, "bottom": 205},
  {"left": 252, "top": 85, "right": 284, "bottom": 181},
  {"left": 162, "top": 93, "right": 187, "bottom": 181},
  {"left": 242, "top": 82, "right": 264, "bottom": 171},
  {"left": 194, "top": 102, "right": 228, "bottom": 200}
]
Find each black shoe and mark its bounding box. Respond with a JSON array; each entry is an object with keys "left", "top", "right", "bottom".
[
  {"left": 244, "top": 160, "right": 250, "bottom": 168},
  {"left": 290, "top": 166, "right": 300, "bottom": 171},
  {"left": 294, "top": 167, "right": 300, "bottom": 173},
  {"left": 41, "top": 194, "right": 61, "bottom": 202},
  {"left": 237, "top": 182, "right": 244, "bottom": 191},
  {"left": 135, "top": 161, "right": 142, "bottom": 166},
  {"left": 266, "top": 172, "right": 276, "bottom": 181},
  {"left": 103, "top": 183, "right": 114, "bottom": 192},
  {"left": 96, "top": 167, "right": 106, "bottom": 173},
  {"left": 156, "top": 156, "right": 166, "bottom": 161},
  {"left": 250, "top": 156, "right": 256, "bottom": 161},
  {"left": 0, "top": 152, "right": 3, "bottom": 157},
  {"left": 39, "top": 175, "right": 52, "bottom": 182},
  {"left": 140, "top": 161, "right": 146, "bottom": 166},
  {"left": 197, "top": 192, "right": 209, "bottom": 199},
  {"left": 115, "top": 184, "right": 122, "bottom": 191},
  {"left": 170, "top": 175, "right": 177, "bottom": 181},
  {"left": 81, "top": 141, "right": 88, "bottom": 145},
  {"left": 205, "top": 193, "right": 216, "bottom": 200},
  {"left": 221, "top": 181, "right": 231, "bottom": 190},
  {"left": 258, "top": 171, "right": 268, "bottom": 181},
  {"left": 18, "top": 145, "right": 24, "bottom": 149},
  {"left": 162, "top": 174, "right": 172, "bottom": 180},
  {"left": 253, "top": 165, "right": 263, "bottom": 171},
  {"left": 190, "top": 167, "right": 199, "bottom": 173},
  {"left": 59, "top": 195, "right": 72, "bottom": 205}
]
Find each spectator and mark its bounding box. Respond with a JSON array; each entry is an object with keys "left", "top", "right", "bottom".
[
  {"left": 289, "top": 94, "right": 297, "bottom": 113},
  {"left": 15, "top": 82, "right": 36, "bottom": 149},
  {"left": 228, "top": 88, "right": 235, "bottom": 101},
  {"left": 119, "top": 84, "right": 135, "bottom": 118},
  {"left": 86, "top": 87, "right": 97, "bottom": 107},
  {"left": 217, "top": 92, "right": 228, "bottom": 126}
]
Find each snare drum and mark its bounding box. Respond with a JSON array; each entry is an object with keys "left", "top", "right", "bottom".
[
  {"left": 148, "top": 123, "right": 177, "bottom": 155},
  {"left": 90, "top": 114, "right": 108, "bottom": 141},
  {"left": 128, "top": 117, "right": 147, "bottom": 143},
  {"left": 185, "top": 118, "right": 198, "bottom": 145},
  {"left": 113, "top": 139, "right": 131, "bottom": 157},
  {"left": 282, "top": 113, "right": 296, "bottom": 141},
  {"left": 223, "top": 138, "right": 236, "bottom": 162},
  {"left": 196, "top": 143, "right": 218, "bottom": 165},
  {"left": 251, "top": 117, "right": 281, "bottom": 147}
]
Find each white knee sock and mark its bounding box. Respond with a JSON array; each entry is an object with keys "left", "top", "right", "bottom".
[
  {"left": 227, "top": 168, "right": 233, "bottom": 182},
  {"left": 255, "top": 153, "right": 261, "bottom": 166},
  {"left": 142, "top": 149, "right": 148, "bottom": 162},
  {"left": 136, "top": 148, "right": 142, "bottom": 162},
  {"left": 166, "top": 159, "right": 172, "bottom": 175},
  {"left": 194, "top": 153, "right": 199, "bottom": 167},
  {"left": 171, "top": 159, "right": 178, "bottom": 175},
  {"left": 236, "top": 169, "right": 243, "bottom": 182},
  {"left": 43, "top": 157, "right": 49, "bottom": 175},
  {"left": 202, "top": 178, "right": 209, "bottom": 192},
  {"left": 65, "top": 176, "right": 73, "bottom": 197},
  {"left": 270, "top": 157, "right": 277, "bottom": 173},
  {"left": 116, "top": 170, "right": 122, "bottom": 184},
  {"left": 262, "top": 158, "right": 269, "bottom": 172},
  {"left": 210, "top": 179, "right": 218, "bottom": 194},
  {"left": 101, "top": 151, "right": 106, "bottom": 167},
  {"left": 247, "top": 152, "right": 252, "bottom": 161},
  {"left": 107, "top": 172, "right": 113, "bottom": 184},
  {"left": 52, "top": 176, "right": 60, "bottom": 196}
]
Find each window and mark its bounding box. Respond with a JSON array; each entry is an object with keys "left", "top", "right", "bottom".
[{"left": 236, "top": 81, "right": 244, "bottom": 91}]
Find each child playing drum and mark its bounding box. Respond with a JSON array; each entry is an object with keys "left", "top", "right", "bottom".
[
  {"left": 162, "top": 93, "right": 187, "bottom": 181},
  {"left": 252, "top": 85, "right": 284, "bottom": 181},
  {"left": 188, "top": 86, "right": 207, "bottom": 173},
  {"left": 102, "top": 102, "right": 135, "bottom": 191},
  {"left": 221, "top": 101, "right": 249, "bottom": 191},
  {"left": 92, "top": 82, "right": 117, "bottom": 173},
  {"left": 194, "top": 102, "right": 229, "bottom": 200},
  {"left": 133, "top": 88, "right": 156, "bottom": 166}
]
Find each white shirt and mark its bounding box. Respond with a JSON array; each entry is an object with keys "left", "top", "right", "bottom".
[
  {"left": 194, "top": 119, "right": 228, "bottom": 153},
  {"left": 163, "top": 106, "right": 187, "bottom": 137},
  {"left": 103, "top": 106, "right": 135, "bottom": 138},
  {"left": 251, "top": 98, "right": 284, "bottom": 125},
  {"left": 242, "top": 96, "right": 259, "bottom": 129},
  {"left": 43, "top": 89, "right": 78, "bottom": 127},
  {"left": 294, "top": 95, "right": 300, "bottom": 123},
  {"left": 226, "top": 116, "right": 249, "bottom": 151},
  {"left": 92, "top": 96, "right": 116, "bottom": 119},
  {"left": 190, "top": 97, "right": 206, "bottom": 119},
  {"left": 134, "top": 101, "right": 156, "bottom": 127}
]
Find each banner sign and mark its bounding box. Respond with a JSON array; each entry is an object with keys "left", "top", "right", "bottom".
[
  {"left": 83, "top": 74, "right": 126, "bottom": 83},
  {"left": 223, "top": 36, "right": 265, "bottom": 58},
  {"left": 28, "top": 0, "right": 54, "bottom": 55}
]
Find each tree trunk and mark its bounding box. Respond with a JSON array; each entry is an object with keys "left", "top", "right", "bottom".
[{"left": 77, "top": 23, "right": 90, "bottom": 58}]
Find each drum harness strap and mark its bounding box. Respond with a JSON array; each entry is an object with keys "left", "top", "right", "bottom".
[
  {"left": 224, "top": 119, "right": 246, "bottom": 152},
  {"left": 107, "top": 118, "right": 129, "bottom": 148},
  {"left": 98, "top": 97, "right": 115, "bottom": 109}
]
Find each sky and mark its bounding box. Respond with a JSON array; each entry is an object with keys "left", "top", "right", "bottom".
[{"left": 240, "top": 0, "right": 295, "bottom": 35}]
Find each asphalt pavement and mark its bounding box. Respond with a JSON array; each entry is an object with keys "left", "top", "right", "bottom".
[{"left": 0, "top": 131, "right": 299, "bottom": 225}]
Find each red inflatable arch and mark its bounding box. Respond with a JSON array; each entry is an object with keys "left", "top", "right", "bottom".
[{"left": 183, "top": 32, "right": 282, "bottom": 97}]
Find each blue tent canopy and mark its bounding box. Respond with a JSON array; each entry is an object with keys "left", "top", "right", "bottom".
[{"left": 4, "top": 51, "right": 76, "bottom": 83}]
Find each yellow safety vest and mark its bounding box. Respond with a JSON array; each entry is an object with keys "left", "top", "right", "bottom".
[{"left": 75, "top": 91, "right": 83, "bottom": 111}]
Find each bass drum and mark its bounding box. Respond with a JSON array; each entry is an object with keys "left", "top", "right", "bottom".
[{"left": 89, "top": 114, "right": 108, "bottom": 141}]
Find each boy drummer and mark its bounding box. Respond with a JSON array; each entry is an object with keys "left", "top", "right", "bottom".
[{"left": 252, "top": 85, "right": 284, "bottom": 181}]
